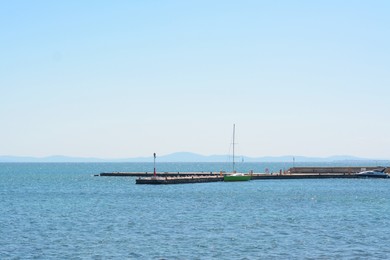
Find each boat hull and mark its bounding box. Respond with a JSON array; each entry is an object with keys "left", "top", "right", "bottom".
[
  {"left": 356, "top": 173, "right": 389, "bottom": 178},
  {"left": 356, "top": 170, "right": 389, "bottom": 178},
  {"left": 224, "top": 175, "right": 251, "bottom": 182}
]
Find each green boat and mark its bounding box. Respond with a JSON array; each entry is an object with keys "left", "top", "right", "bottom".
[
  {"left": 224, "top": 174, "right": 251, "bottom": 182},
  {"left": 223, "top": 124, "right": 251, "bottom": 182}
]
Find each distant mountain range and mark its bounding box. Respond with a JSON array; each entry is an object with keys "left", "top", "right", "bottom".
[{"left": 0, "top": 152, "right": 386, "bottom": 163}]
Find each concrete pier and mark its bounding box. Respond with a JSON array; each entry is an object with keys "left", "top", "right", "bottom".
[
  {"left": 98, "top": 166, "right": 389, "bottom": 184},
  {"left": 136, "top": 175, "right": 223, "bottom": 185},
  {"left": 99, "top": 171, "right": 220, "bottom": 177},
  {"left": 289, "top": 166, "right": 387, "bottom": 174},
  {"left": 250, "top": 173, "right": 385, "bottom": 180}
]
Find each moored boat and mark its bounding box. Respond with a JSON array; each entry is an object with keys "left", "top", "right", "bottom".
[
  {"left": 223, "top": 124, "right": 251, "bottom": 182},
  {"left": 356, "top": 168, "right": 389, "bottom": 178},
  {"left": 224, "top": 173, "right": 251, "bottom": 181}
]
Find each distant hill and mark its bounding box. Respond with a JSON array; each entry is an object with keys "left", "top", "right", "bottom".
[{"left": 0, "top": 152, "right": 384, "bottom": 163}]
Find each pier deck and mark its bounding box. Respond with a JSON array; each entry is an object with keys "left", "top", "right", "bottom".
[
  {"left": 99, "top": 172, "right": 220, "bottom": 177},
  {"left": 99, "top": 166, "right": 389, "bottom": 184},
  {"left": 136, "top": 175, "right": 223, "bottom": 185}
]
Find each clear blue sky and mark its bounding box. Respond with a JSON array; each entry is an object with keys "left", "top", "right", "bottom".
[{"left": 1, "top": 1, "right": 389, "bottom": 159}]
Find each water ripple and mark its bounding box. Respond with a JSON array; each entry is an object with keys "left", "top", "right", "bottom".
[{"left": 1, "top": 163, "right": 390, "bottom": 259}]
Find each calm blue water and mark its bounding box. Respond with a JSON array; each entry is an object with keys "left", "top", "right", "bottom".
[{"left": 1, "top": 162, "right": 390, "bottom": 259}]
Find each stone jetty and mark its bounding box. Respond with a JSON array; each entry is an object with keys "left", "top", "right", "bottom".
[{"left": 98, "top": 166, "right": 389, "bottom": 184}]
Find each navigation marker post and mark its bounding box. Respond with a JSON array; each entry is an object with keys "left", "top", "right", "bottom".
[{"left": 153, "top": 153, "right": 156, "bottom": 176}]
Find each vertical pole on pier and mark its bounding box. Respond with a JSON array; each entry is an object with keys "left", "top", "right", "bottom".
[
  {"left": 232, "top": 124, "right": 235, "bottom": 173},
  {"left": 153, "top": 153, "right": 156, "bottom": 176},
  {"left": 293, "top": 157, "right": 295, "bottom": 168}
]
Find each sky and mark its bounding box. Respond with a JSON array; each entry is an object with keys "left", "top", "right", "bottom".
[{"left": 1, "top": 1, "right": 389, "bottom": 159}]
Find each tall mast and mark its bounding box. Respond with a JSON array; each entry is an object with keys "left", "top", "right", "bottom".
[{"left": 233, "top": 124, "right": 235, "bottom": 173}]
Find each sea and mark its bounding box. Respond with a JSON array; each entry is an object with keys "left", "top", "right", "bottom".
[{"left": 1, "top": 162, "right": 390, "bottom": 259}]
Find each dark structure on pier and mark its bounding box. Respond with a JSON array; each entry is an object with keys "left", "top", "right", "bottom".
[{"left": 136, "top": 176, "right": 223, "bottom": 185}]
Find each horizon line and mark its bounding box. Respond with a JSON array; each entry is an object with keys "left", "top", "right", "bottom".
[{"left": 0, "top": 152, "right": 389, "bottom": 163}]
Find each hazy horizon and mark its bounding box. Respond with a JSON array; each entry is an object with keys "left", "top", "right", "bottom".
[
  {"left": 1, "top": 151, "right": 389, "bottom": 163},
  {"left": 1, "top": 1, "right": 389, "bottom": 159}
]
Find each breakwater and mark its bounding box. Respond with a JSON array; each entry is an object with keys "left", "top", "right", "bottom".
[
  {"left": 99, "top": 171, "right": 219, "bottom": 177},
  {"left": 289, "top": 166, "right": 388, "bottom": 174},
  {"left": 136, "top": 175, "right": 223, "bottom": 185},
  {"left": 99, "top": 166, "right": 388, "bottom": 177},
  {"left": 99, "top": 166, "right": 389, "bottom": 184}
]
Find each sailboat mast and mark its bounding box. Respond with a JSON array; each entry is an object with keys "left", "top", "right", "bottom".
[{"left": 233, "top": 124, "right": 235, "bottom": 173}]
